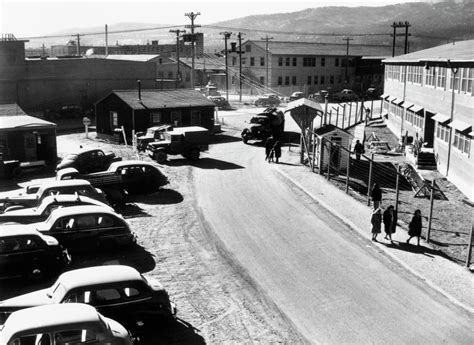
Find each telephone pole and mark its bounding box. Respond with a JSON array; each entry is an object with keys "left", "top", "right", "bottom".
[
  {"left": 342, "top": 37, "right": 353, "bottom": 84},
  {"left": 73, "top": 33, "right": 84, "bottom": 56},
  {"left": 185, "top": 12, "right": 201, "bottom": 89},
  {"left": 261, "top": 35, "right": 273, "bottom": 89},
  {"left": 220, "top": 31, "right": 232, "bottom": 101},
  {"left": 237, "top": 32, "right": 245, "bottom": 102},
  {"left": 170, "top": 29, "right": 186, "bottom": 89},
  {"left": 391, "top": 21, "right": 411, "bottom": 56}
]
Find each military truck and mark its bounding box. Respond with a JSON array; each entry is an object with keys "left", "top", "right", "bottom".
[
  {"left": 146, "top": 126, "right": 210, "bottom": 164},
  {"left": 136, "top": 124, "right": 173, "bottom": 152},
  {"left": 241, "top": 107, "right": 285, "bottom": 144}
]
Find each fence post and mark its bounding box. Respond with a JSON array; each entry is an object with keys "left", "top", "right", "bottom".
[
  {"left": 342, "top": 104, "right": 346, "bottom": 129},
  {"left": 367, "top": 153, "right": 374, "bottom": 206},
  {"left": 466, "top": 224, "right": 473, "bottom": 268},
  {"left": 395, "top": 166, "right": 401, "bottom": 213},
  {"left": 355, "top": 101, "right": 359, "bottom": 122},
  {"left": 329, "top": 109, "right": 332, "bottom": 125},
  {"left": 336, "top": 107, "right": 339, "bottom": 127},
  {"left": 346, "top": 151, "right": 351, "bottom": 194},
  {"left": 349, "top": 102, "right": 353, "bottom": 126},
  {"left": 327, "top": 141, "right": 332, "bottom": 181},
  {"left": 427, "top": 179, "right": 435, "bottom": 243},
  {"left": 312, "top": 132, "right": 317, "bottom": 172}
]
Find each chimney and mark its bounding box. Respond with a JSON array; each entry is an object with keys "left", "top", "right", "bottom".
[{"left": 137, "top": 80, "right": 141, "bottom": 100}]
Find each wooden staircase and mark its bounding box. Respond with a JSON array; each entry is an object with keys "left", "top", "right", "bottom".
[{"left": 416, "top": 151, "right": 437, "bottom": 170}]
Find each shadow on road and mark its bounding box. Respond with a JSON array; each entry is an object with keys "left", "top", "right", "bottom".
[
  {"left": 132, "top": 189, "right": 184, "bottom": 205},
  {"left": 210, "top": 133, "right": 243, "bottom": 145},
  {"left": 378, "top": 241, "right": 453, "bottom": 260},
  {"left": 138, "top": 317, "right": 205, "bottom": 344},
  {"left": 167, "top": 158, "right": 244, "bottom": 170},
  {"left": 116, "top": 202, "right": 152, "bottom": 218}
]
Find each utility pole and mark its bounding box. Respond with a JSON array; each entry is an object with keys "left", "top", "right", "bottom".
[
  {"left": 185, "top": 12, "right": 200, "bottom": 89},
  {"left": 261, "top": 35, "right": 273, "bottom": 89},
  {"left": 170, "top": 29, "right": 186, "bottom": 89},
  {"left": 342, "top": 37, "right": 353, "bottom": 84},
  {"left": 391, "top": 21, "right": 411, "bottom": 56},
  {"left": 237, "top": 32, "right": 245, "bottom": 102},
  {"left": 220, "top": 31, "right": 232, "bottom": 101},
  {"left": 73, "top": 33, "right": 83, "bottom": 56}
]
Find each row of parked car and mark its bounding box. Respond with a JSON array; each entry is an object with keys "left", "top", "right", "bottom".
[{"left": 0, "top": 147, "right": 176, "bottom": 343}]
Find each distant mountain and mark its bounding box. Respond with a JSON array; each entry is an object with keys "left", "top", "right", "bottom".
[{"left": 26, "top": 1, "right": 474, "bottom": 54}]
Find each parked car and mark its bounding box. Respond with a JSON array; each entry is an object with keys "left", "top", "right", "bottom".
[
  {"left": 147, "top": 126, "right": 210, "bottom": 164},
  {"left": 289, "top": 91, "right": 304, "bottom": 101},
  {"left": 56, "top": 148, "right": 121, "bottom": 174},
  {"left": 2, "top": 205, "right": 136, "bottom": 252},
  {"left": 136, "top": 124, "right": 173, "bottom": 152},
  {"left": 0, "top": 194, "right": 113, "bottom": 224},
  {"left": 0, "top": 227, "right": 70, "bottom": 281},
  {"left": 254, "top": 94, "right": 281, "bottom": 107},
  {"left": 0, "top": 304, "right": 133, "bottom": 344},
  {"left": 0, "top": 179, "right": 108, "bottom": 211},
  {"left": 208, "top": 96, "right": 231, "bottom": 110},
  {"left": 0, "top": 265, "right": 176, "bottom": 333},
  {"left": 333, "top": 89, "right": 359, "bottom": 102}
]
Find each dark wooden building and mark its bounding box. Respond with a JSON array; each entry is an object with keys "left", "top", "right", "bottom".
[{"left": 95, "top": 89, "right": 216, "bottom": 141}]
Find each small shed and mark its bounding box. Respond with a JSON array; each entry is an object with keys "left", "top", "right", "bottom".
[
  {"left": 0, "top": 103, "right": 57, "bottom": 166},
  {"left": 95, "top": 88, "right": 216, "bottom": 142},
  {"left": 314, "top": 124, "right": 353, "bottom": 173}
]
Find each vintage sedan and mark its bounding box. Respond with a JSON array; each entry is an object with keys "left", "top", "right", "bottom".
[
  {"left": 56, "top": 148, "right": 121, "bottom": 174},
  {"left": 0, "top": 194, "right": 114, "bottom": 224},
  {"left": 2, "top": 205, "right": 136, "bottom": 252},
  {"left": 0, "top": 304, "right": 133, "bottom": 345},
  {"left": 0, "top": 265, "right": 176, "bottom": 333},
  {"left": 0, "top": 227, "right": 70, "bottom": 281},
  {"left": 254, "top": 93, "right": 281, "bottom": 107}
]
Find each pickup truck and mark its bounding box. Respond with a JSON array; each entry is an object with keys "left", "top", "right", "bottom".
[
  {"left": 56, "top": 148, "right": 121, "bottom": 174},
  {"left": 56, "top": 160, "right": 169, "bottom": 200},
  {"left": 146, "top": 126, "right": 210, "bottom": 164},
  {"left": 136, "top": 124, "right": 173, "bottom": 152}
]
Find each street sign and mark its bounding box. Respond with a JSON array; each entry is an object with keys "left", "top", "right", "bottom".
[{"left": 83, "top": 117, "right": 91, "bottom": 126}]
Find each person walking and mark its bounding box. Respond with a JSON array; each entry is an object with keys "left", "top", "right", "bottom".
[
  {"left": 407, "top": 209, "right": 423, "bottom": 246},
  {"left": 371, "top": 207, "right": 382, "bottom": 241},
  {"left": 265, "top": 137, "right": 274, "bottom": 162},
  {"left": 370, "top": 183, "right": 382, "bottom": 209},
  {"left": 273, "top": 140, "right": 282, "bottom": 163},
  {"left": 354, "top": 140, "right": 364, "bottom": 161},
  {"left": 383, "top": 205, "right": 397, "bottom": 243}
]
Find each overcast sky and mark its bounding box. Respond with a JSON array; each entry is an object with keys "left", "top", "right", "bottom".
[{"left": 1, "top": 0, "right": 428, "bottom": 38}]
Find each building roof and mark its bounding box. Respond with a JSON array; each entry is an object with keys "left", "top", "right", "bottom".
[
  {"left": 383, "top": 40, "right": 474, "bottom": 64},
  {"left": 249, "top": 40, "right": 392, "bottom": 57},
  {"left": 0, "top": 104, "right": 56, "bottom": 130},
  {"left": 179, "top": 57, "right": 225, "bottom": 71},
  {"left": 314, "top": 124, "right": 351, "bottom": 136},
  {"left": 100, "top": 54, "right": 161, "bottom": 62},
  {"left": 110, "top": 89, "right": 216, "bottom": 110}
]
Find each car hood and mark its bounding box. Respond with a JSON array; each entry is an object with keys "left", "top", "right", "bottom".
[
  {"left": 144, "top": 275, "right": 165, "bottom": 292},
  {"left": 0, "top": 288, "right": 52, "bottom": 311}
]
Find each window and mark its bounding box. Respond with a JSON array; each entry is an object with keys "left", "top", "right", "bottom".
[
  {"left": 110, "top": 111, "right": 118, "bottom": 128},
  {"left": 285, "top": 57, "right": 290, "bottom": 66},
  {"left": 303, "top": 57, "right": 316, "bottom": 67},
  {"left": 321, "top": 58, "right": 325, "bottom": 67},
  {"left": 124, "top": 287, "right": 140, "bottom": 298},
  {"left": 307, "top": 76, "right": 312, "bottom": 85},
  {"left": 436, "top": 122, "right": 450, "bottom": 143},
  {"left": 408, "top": 65, "right": 423, "bottom": 84},
  {"left": 278, "top": 76, "right": 282, "bottom": 86},
  {"left": 55, "top": 329, "right": 98, "bottom": 344},
  {"left": 320, "top": 76, "right": 325, "bottom": 84},
  {"left": 460, "top": 67, "right": 473, "bottom": 94},
  {"left": 436, "top": 67, "right": 446, "bottom": 89},
  {"left": 342, "top": 59, "right": 347, "bottom": 68},
  {"left": 232, "top": 57, "right": 237, "bottom": 66},
  {"left": 293, "top": 57, "right": 297, "bottom": 66},
  {"left": 278, "top": 57, "right": 283, "bottom": 66},
  {"left": 453, "top": 130, "right": 471, "bottom": 154},
  {"left": 285, "top": 76, "right": 289, "bottom": 85},
  {"left": 250, "top": 57, "right": 255, "bottom": 66},
  {"left": 425, "top": 67, "right": 435, "bottom": 87},
  {"left": 314, "top": 75, "right": 318, "bottom": 85},
  {"left": 150, "top": 112, "right": 161, "bottom": 124},
  {"left": 171, "top": 111, "right": 182, "bottom": 126},
  {"left": 242, "top": 57, "right": 247, "bottom": 65},
  {"left": 335, "top": 58, "right": 339, "bottom": 67},
  {"left": 260, "top": 57, "right": 265, "bottom": 66},
  {"left": 330, "top": 75, "right": 334, "bottom": 84},
  {"left": 405, "top": 109, "right": 414, "bottom": 125},
  {"left": 95, "top": 288, "right": 121, "bottom": 302},
  {"left": 245, "top": 45, "right": 251, "bottom": 52},
  {"left": 292, "top": 76, "right": 297, "bottom": 85},
  {"left": 259, "top": 76, "right": 264, "bottom": 85},
  {"left": 190, "top": 110, "right": 201, "bottom": 125}
]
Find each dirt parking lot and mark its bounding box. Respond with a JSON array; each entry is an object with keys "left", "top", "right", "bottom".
[{"left": 0, "top": 132, "right": 306, "bottom": 344}]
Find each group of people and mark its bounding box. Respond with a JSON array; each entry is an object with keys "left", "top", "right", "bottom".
[
  {"left": 370, "top": 183, "right": 423, "bottom": 245},
  {"left": 265, "top": 138, "right": 282, "bottom": 163}
]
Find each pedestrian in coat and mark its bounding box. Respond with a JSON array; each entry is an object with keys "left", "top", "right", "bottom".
[
  {"left": 265, "top": 138, "right": 274, "bottom": 162},
  {"left": 383, "top": 205, "right": 397, "bottom": 243},
  {"left": 370, "top": 183, "right": 382, "bottom": 209},
  {"left": 354, "top": 140, "right": 364, "bottom": 161},
  {"left": 273, "top": 141, "right": 282, "bottom": 163},
  {"left": 407, "top": 209, "right": 422, "bottom": 246},
  {"left": 371, "top": 207, "right": 382, "bottom": 241}
]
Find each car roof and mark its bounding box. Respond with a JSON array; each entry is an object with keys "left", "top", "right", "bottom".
[
  {"left": 57, "top": 265, "right": 142, "bottom": 289},
  {"left": 108, "top": 160, "right": 157, "bottom": 170},
  {"left": 66, "top": 148, "right": 104, "bottom": 155},
  {"left": 0, "top": 226, "right": 45, "bottom": 238},
  {"left": 1, "top": 304, "right": 102, "bottom": 339},
  {"left": 48, "top": 205, "right": 118, "bottom": 218},
  {"left": 38, "top": 179, "right": 92, "bottom": 190}
]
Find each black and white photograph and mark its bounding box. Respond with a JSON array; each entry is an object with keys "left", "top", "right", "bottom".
[{"left": 0, "top": 0, "right": 473, "bottom": 343}]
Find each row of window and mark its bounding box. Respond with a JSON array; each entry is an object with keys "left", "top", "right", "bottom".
[
  {"left": 230, "top": 56, "right": 354, "bottom": 68},
  {"left": 436, "top": 123, "right": 471, "bottom": 155},
  {"left": 385, "top": 65, "right": 473, "bottom": 95},
  {"left": 277, "top": 75, "right": 347, "bottom": 86},
  {"left": 110, "top": 111, "right": 202, "bottom": 128},
  {"left": 384, "top": 100, "right": 425, "bottom": 129}
]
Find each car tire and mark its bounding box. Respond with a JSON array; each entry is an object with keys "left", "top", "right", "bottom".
[
  {"left": 189, "top": 148, "right": 200, "bottom": 160},
  {"left": 241, "top": 129, "right": 250, "bottom": 144},
  {"left": 154, "top": 150, "right": 167, "bottom": 164}
]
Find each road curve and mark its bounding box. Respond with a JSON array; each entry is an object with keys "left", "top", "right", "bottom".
[{"left": 195, "top": 135, "right": 473, "bottom": 344}]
